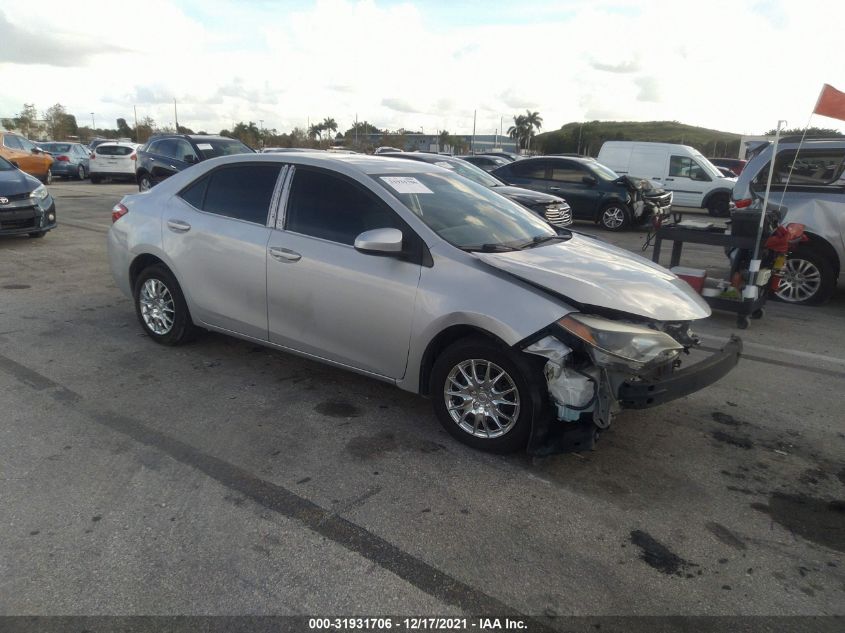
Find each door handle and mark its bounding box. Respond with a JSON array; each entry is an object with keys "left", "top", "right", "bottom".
[
  {"left": 167, "top": 219, "right": 191, "bottom": 232},
  {"left": 548, "top": 186, "right": 561, "bottom": 192},
  {"left": 665, "top": 178, "right": 674, "bottom": 181},
  {"left": 169, "top": 165, "right": 177, "bottom": 170},
  {"left": 269, "top": 246, "right": 301, "bottom": 262}
]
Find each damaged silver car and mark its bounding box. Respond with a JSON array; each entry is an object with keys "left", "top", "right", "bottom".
[{"left": 108, "top": 153, "right": 741, "bottom": 454}]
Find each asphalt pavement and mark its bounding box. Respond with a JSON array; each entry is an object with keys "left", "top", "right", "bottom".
[{"left": 1, "top": 181, "right": 843, "bottom": 626}]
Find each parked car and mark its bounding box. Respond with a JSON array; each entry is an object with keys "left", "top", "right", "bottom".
[
  {"left": 709, "top": 157, "right": 747, "bottom": 176},
  {"left": 89, "top": 142, "right": 139, "bottom": 184},
  {"left": 597, "top": 141, "right": 736, "bottom": 216},
  {"left": 262, "top": 147, "right": 323, "bottom": 153},
  {"left": 108, "top": 153, "right": 740, "bottom": 453},
  {"left": 715, "top": 166, "right": 738, "bottom": 178},
  {"left": 135, "top": 134, "right": 253, "bottom": 191},
  {"left": 492, "top": 156, "right": 673, "bottom": 231},
  {"left": 0, "top": 155, "right": 56, "bottom": 238},
  {"left": 732, "top": 138, "right": 845, "bottom": 305},
  {"left": 374, "top": 146, "right": 404, "bottom": 154},
  {"left": 482, "top": 152, "right": 520, "bottom": 162},
  {"left": 380, "top": 152, "right": 572, "bottom": 228},
  {"left": 460, "top": 154, "right": 511, "bottom": 172},
  {"left": 0, "top": 132, "right": 54, "bottom": 184},
  {"left": 38, "top": 142, "right": 90, "bottom": 180}
]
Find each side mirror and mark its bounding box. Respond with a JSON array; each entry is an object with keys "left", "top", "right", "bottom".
[
  {"left": 184, "top": 154, "right": 198, "bottom": 164},
  {"left": 32, "top": 147, "right": 41, "bottom": 154},
  {"left": 354, "top": 228, "right": 404, "bottom": 255},
  {"left": 582, "top": 175, "right": 597, "bottom": 186}
]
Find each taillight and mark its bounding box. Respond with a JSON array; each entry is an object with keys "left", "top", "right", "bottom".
[
  {"left": 130, "top": 153, "right": 137, "bottom": 161},
  {"left": 111, "top": 203, "right": 128, "bottom": 223},
  {"left": 734, "top": 198, "right": 752, "bottom": 209},
  {"left": 89, "top": 153, "right": 95, "bottom": 160},
  {"left": 57, "top": 155, "right": 69, "bottom": 162}
]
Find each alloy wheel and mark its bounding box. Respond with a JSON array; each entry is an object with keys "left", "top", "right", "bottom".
[
  {"left": 776, "top": 258, "right": 821, "bottom": 303},
  {"left": 139, "top": 278, "right": 176, "bottom": 335},
  {"left": 601, "top": 206, "right": 625, "bottom": 230},
  {"left": 443, "top": 359, "right": 520, "bottom": 439}
]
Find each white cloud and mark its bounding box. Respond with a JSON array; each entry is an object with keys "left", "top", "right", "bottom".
[{"left": 0, "top": 0, "right": 843, "bottom": 137}]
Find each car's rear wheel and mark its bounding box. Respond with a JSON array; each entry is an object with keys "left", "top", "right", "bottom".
[
  {"left": 431, "top": 337, "right": 539, "bottom": 453},
  {"left": 706, "top": 193, "right": 730, "bottom": 217},
  {"left": 599, "top": 202, "right": 630, "bottom": 231},
  {"left": 138, "top": 173, "right": 153, "bottom": 192},
  {"left": 90, "top": 174, "right": 102, "bottom": 184},
  {"left": 133, "top": 264, "right": 195, "bottom": 345},
  {"left": 77, "top": 164, "right": 86, "bottom": 180},
  {"left": 41, "top": 169, "right": 52, "bottom": 185},
  {"left": 774, "top": 248, "right": 835, "bottom": 305}
]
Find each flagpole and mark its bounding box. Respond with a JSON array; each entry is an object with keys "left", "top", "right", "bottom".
[{"left": 776, "top": 110, "right": 815, "bottom": 208}]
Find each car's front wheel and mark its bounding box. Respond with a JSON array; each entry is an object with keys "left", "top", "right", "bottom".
[
  {"left": 774, "top": 248, "right": 836, "bottom": 305},
  {"left": 706, "top": 193, "right": 730, "bottom": 217},
  {"left": 599, "top": 202, "right": 630, "bottom": 231},
  {"left": 431, "top": 337, "right": 540, "bottom": 453},
  {"left": 134, "top": 264, "right": 195, "bottom": 345}
]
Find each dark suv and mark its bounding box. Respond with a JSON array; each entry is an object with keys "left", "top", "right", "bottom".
[
  {"left": 135, "top": 134, "right": 253, "bottom": 191},
  {"left": 492, "top": 156, "right": 672, "bottom": 231}
]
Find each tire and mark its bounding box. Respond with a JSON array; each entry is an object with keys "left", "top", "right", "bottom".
[
  {"left": 28, "top": 231, "right": 47, "bottom": 239},
  {"left": 598, "top": 202, "right": 630, "bottom": 231},
  {"left": 77, "top": 164, "right": 86, "bottom": 180},
  {"left": 41, "top": 169, "right": 52, "bottom": 185},
  {"left": 706, "top": 193, "right": 730, "bottom": 217},
  {"left": 133, "top": 264, "right": 195, "bottom": 345},
  {"left": 430, "top": 337, "right": 542, "bottom": 453},
  {"left": 138, "top": 173, "right": 153, "bottom": 192},
  {"left": 90, "top": 174, "right": 102, "bottom": 184},
  {"left": 774, "top": 248, "right": 836, "bottom": 305}
]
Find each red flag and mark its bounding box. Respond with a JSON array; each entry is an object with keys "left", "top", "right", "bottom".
[{"left": 813, "top": 84, "right": 845, "bottom": 122}]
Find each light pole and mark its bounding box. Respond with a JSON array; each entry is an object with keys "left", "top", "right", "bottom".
[
  {"left": 90, "top": 112, "right": 95, "bottom": 131},
  {"left": 259, "top": 119, "right": 264, "bottom": 149}
]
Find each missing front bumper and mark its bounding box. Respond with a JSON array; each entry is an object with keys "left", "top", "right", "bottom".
[{"left": 617, "top": 335, "right": 742, "bottom": 409}]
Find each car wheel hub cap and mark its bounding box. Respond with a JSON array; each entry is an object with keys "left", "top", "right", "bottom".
[
  {"left": 140, "top": 279, "right": 175, "bottom": 335},
  {"left": 604, "top": 208, "right": 623, "bottom": 228},
  {"left": 776, "top": 259, "right": 821, "bottom": 302},
  {"left": 444, "top": 359, "right": 520, "bottom": 439}
]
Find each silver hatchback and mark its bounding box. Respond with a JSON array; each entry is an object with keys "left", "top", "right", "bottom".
[{"left": 108, "top": 154, "right": 740, "bottom": 453}]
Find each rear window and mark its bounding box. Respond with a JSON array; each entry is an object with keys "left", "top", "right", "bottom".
[
  {"left": 194, "top": 138, "right": 253, "bottom": 159},
  {"left": 753, "top": 148, "right": 845, "bottom": 187},
  {"left": 97, "top": 145, "right": 134, "bottom": 156},
  {"left": 43, "top": 143, "right": 72, "bottom": 153}
]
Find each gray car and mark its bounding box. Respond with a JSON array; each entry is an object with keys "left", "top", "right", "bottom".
[
  {"left": 732, "top": 138, "right": 845, "bottom": 304},
  {"left": 108, "top": 153, "right": 740, "bottom": 453},
  {"left": 39, "top": 142, "right": 90, "bottom": 180}
]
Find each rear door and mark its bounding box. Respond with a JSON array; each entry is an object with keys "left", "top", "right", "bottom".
[
  {"left": 150, "top": 139, "right": 188, "bottom": 183},
  {"left": 497, "top": 159, "right": 551, "bottom": 193},
  {"left": 162, "top": 163, "right": 281, "bottom": 339},
  {"left": 266, "top": 166, "right": 422, "bottom": 378},
  {"left": 547, "top": 159, "right": 597, "bottom": 218}
]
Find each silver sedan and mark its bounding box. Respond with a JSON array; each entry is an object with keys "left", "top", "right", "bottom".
[{"left": 108, "top": 153, "right": 740, "bottom": 453}]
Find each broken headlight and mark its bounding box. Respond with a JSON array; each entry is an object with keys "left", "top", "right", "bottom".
[{"left": 557, "top": 313, "right": 683, "bottom": 372}]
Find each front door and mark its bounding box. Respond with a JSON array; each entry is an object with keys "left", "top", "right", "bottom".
[
  {"left": 666, "top": 155, "right": 712, "bottom": 207},
  {"left": 267, "top": 167, "right": 421, "bottom": 379},
  {"left": 161, "top": 163, "right": 281, "bottom": 339}
]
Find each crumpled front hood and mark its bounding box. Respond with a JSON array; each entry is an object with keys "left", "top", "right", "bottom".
[
  {"left": 493, "top": 185, "right": 564, "bottom": 205},
  {"left": 0, "top": 168, "right": 40, "bottom": 196},
  {"left": 475, "top": 233, "right": 711, "bottom": 321}
]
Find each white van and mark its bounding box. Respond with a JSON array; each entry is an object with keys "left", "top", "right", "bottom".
[{"left": 597, "top": 141, "right": 736, "bottom": 216}]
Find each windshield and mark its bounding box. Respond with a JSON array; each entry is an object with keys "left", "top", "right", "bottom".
[
  {"left": 373, "top": 171, "right": 556, "bottom": 250},
  {"left": 431, "top": 157, "right": 504, "bottom": 188},
  {"left": 590, "top": 161, "right": 620, "bottom": 180},
  {"left": 0, "top": 156, "right": 15, "bottom": 171},
  {"left": 195, "top": 138, "right": 253, "bottom": 159},
  {"left": 693, "top": 152, "right": 724, "bottom": 179}
]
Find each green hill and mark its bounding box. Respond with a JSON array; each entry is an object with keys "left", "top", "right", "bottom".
[{"left": 536, "top": 121, "right": 742, "bottom": 157}]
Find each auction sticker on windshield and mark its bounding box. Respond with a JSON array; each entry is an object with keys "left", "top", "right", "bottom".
[
  {"left": 435, "top": 161, "right": 455, "bottom": 169},
  {"left": 196, "top": 143, "right": 213, "bottom": 150},
  {"left": 380, "top": 176, "right": 433, "bottom": 194}
]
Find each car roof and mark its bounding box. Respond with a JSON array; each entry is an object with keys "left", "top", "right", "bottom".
[
  {"left": 518, "top": 155, "right": 597, "bottom": 165},
  {"left": 96, "top": 141, "right": 138, "bottom": 147},
  {"left": 197, "top": 152, "right": 446, "bottom": 176}
]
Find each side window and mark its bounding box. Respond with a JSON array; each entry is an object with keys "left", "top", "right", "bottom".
[
  {"left": 761, "top": 149, "right": 845, "bottom": 186},
  {"left": 157, "top": 139, "right": 179, "bottom": 159},
  {"left": 550, "top": 161, "right": 586, "bottom": 183},
  {"left": 174, "top": 139, "right": 198, "bottom": 162},
  {"left": 511, "top": 160, "right": 548, "bottom": 179},
  {"left": 285, "top": 169, "right": 402, "bottom": 245},
  {"left": 4, "top": 135, "right": 22, "bottom": 150},
  {"left": 19, "top": 137, "right": 35, "bottom": 152},
  {"left": 145, "top": 140, "right": 161, "bottom": 155},
  {"left": 669, "top": 155, "right": 692, "bottom": 178},
  {"left": 179, "top": 175, "right": 210, "bottom": 209},
  {"left": 201, "top": 165, "right": 280, "bottom": 224}
]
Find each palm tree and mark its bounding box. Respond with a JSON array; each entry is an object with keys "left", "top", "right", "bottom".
[
  {"left": 322, "top": 117, "right": 338, "bottom": 140},
  {"left": 307, "top": 123, "right": 322, "bottom": 140},
  {"left": 507, "top": 115, "right": 529, "bottom": 151},
  {"left": 524, "top": 110, "right": 543, "bottom": 152}
]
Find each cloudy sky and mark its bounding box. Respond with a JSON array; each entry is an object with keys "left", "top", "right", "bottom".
[{"left": 1, "top": 0, "right": 843, "bottom": 137}]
